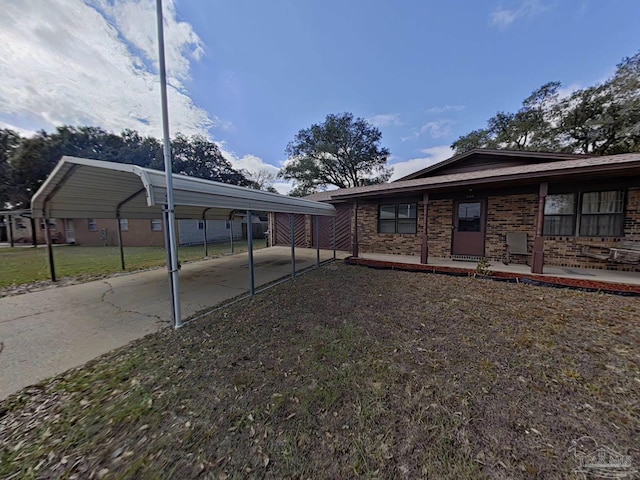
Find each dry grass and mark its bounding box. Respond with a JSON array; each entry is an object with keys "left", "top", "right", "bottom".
[{"left": 1, "top": 262, "right": 638, "bottom": 479}]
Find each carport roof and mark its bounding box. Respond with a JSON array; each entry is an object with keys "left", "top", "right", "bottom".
[{"left": 31, "top": 156, "right": 336, "bottom": 219}]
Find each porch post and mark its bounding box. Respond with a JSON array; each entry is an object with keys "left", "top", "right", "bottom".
[
  {"left": 290, "top": 214, "right": 296, "bottom": 278},
  {"left": 352, "top": 200, "right": 359, "bottom": 257},
  {"left": 332, "top": 216, "right": 336, "bottom": 260},
  {"left": 420, "top": 192, "right": 429, "bottom": 264},
  {"left": 532, "top": 182, "right": 548, "bottom": 274},
  {"left": 44, "top": 217, "right": 56, "bottom": 282}
]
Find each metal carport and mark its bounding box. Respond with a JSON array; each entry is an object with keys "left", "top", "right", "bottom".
[{"left": 31, "top": 156, "right": 336, "bottom": 328}]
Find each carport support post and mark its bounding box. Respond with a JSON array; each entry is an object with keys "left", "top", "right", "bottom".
[
  {"left": 29, "top": 217, "right": 37, "bottom": 247},
  {"left": 156, "top": 0, "right": 181, "bottom": 328},
  {"left": 332, "top": 216, "right": 336, "bottom": 260},
  {"left": 247, "top": 210, "right": 255, "bottom": 295},
  {"left": 116, "top": 213, "right": 125, "bottom": 271},
  {"left": 290, "top": 214, "right": 296, "bottom": 277},
  {"left": 315, "top": 216, "right": 320, "bottom": 267},
  {"left": 203, "top": 216, "right": 208, "bottom": 257},
  {"left": 44, "top": 217, "right": 56, "bottom": 282},
  {"left": 531, "top": 182, "right": 548, "bottom": 274},
  {"left": 7, "top": 215, "right": 14, "bottom": 248}
]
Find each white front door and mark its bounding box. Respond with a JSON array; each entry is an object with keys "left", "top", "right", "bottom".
[{"left": 65, "top": 219, "right": 75, "bottom": 243}]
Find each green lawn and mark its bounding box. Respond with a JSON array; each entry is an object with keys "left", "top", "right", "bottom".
[{"left": 0, "top": 240, "right": 264, "bottom": 288}]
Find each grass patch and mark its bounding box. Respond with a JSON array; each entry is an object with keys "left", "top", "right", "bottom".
[
  {"left": 0, "top": 240, "right": 263, "bottom": 289},
  {"left": 0, "top": 263, "right": 638, "bottom": 478}
]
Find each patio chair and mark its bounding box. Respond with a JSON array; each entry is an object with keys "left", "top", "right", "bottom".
[{"left": 504, "top": 232, "right": 530, "bottom": 265}]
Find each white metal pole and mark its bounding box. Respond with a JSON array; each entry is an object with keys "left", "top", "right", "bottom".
[
  {"left": 247, "top": 210, "right": 255, "bottom": 295},
  {"left": 156, "top": 0, "right": 181, "bottom": 329}
]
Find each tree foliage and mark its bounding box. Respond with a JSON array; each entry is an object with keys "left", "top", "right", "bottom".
[
  {"left": 452, "top": 52, "right": 640, "bottom": 155},
  {"left": 280, "top": 113, "right": 392, "bottom": 195},
  {"left": 0, "top": 126, "right": 252, "bottom": 209}
]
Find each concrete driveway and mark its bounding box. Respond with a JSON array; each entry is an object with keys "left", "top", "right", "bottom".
[{"left": 0, "top": 246, "right": 341, "bottom": 400}]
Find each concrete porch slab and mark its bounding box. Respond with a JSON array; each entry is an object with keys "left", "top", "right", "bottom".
[{"left": 350, "top": 253, "right": 640, "bottom": 293}]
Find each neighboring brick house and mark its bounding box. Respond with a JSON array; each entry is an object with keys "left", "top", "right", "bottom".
[{"left": 270, "top": 149, "right": 640, "bottom": 273}]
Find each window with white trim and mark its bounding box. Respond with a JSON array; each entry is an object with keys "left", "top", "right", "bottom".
[
  {"left": 88, "top": 218, "right": 97, "bottom": 232},
  {"left": 119, "top": 218, "right": 129, "bottom": 232}
]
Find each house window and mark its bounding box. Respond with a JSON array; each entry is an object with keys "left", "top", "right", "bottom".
[
  {"left": 543, "top": 194, "right": 576, "bottom": 236},
  {"left": 579, "top": 191, "right": 624, "bottom": 237},
  {"left": 119, "top": 218, "right": 129, "bottom": 232},
  {"left": 544, "top": 190, "right": 624, "bottom": 237},
  {"left": 197, "top": 220, "right": 205, "bottom": 230},
  {"left": 151, "top": 219, "right": 163, "bottom": 231},
  {"left": 378, "top": 203, "right": 417, "bottom": 234},
  {"left": 40, "top": 219, "right": 57, "bottom": 230},
  {"left": 88, "top": 219, "right": 97, "bottom": 232}
]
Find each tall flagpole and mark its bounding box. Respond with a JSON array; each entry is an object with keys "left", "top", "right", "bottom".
[{"left": 156, "top": 0, "right": 182, "bottom": 328}]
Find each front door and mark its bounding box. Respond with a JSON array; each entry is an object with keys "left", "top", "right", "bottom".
[{"left": 452, "top": 200, "right": 486, "bottom": 257}]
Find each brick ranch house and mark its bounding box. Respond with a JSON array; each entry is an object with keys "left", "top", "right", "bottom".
[{"left": 268, "top": 149, "right": 640, "bottom": 273}]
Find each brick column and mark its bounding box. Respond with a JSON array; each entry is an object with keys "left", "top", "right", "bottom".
[
  {"left": 531, "top": 182, "right": 548, "bottom": 274},
  {"left": 420, "top": 192, "right": 429, "bottom": 264}
]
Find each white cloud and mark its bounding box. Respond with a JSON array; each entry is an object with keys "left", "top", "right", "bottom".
[
  {"left": 490, "top": 1, "right": 549, "bottom": 28},
  {"left": 366, "top": 113, "right": 403, "bottom": 128},
  {"left": 427, "top": 105, "right": 465, "bottom": 113},
  {"left": 389, "top": 145, "right": 454, "bottom": 181},
  {"left": 0, "top": 0, "right": 213, "bottom": 137},
  {"left": 219, "top": 147, "right": 294, "bottom": 195},
  {"left": 401, "top": 120, "right": 454, "bottom": 141}
]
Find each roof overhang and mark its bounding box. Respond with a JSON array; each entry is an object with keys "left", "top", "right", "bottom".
[
  {"left": 31, "top": 156, "right": 336, "bottom": 219},
  {"left": 327, "top": 153, "right": 640, "bottom": 201}
]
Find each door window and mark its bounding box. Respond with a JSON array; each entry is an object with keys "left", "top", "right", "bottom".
[{"left": 457, "top": 202, "right": 481, "bottom": 232}]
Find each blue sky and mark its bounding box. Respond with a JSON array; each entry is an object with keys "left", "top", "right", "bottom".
[{"left": 0, "top": 0, "right": 638, "bottom": 191}]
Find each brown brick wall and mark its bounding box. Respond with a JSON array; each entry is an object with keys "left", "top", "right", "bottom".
[
  {"left": 426, "top": 199, "right": 453, "bottom": 258},
  {"left": 352, "top": 186, "right": 640, "bottom": 271},
  {"left": 542, "top": 187, "right": 640, "bottom": 271},
  {"left": 485, "top": 194, "right": 537, "bottom": 264},
  {"left": 356, "top": 202, "right": 424, "bottom": 255},
  {"left": 74, "top": 218, "right": 167, "bottom": 247}
]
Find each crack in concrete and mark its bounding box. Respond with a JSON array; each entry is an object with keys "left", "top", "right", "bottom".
[{"left": 98, "top": 280, "right": 167, "bottom": 324}]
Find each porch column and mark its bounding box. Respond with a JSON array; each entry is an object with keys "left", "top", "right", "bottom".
[
  {"left": 531, "top": 182, "right": 548, "bottom": 274},
  {"left": 352, "top": 200, "right": 359, "bottom": 257},
  {"left": 332, "top": 216, "right": 336, "bottom": 260},
  {"left": 420, "top": 192, "right": 429, "bottom": 264}
]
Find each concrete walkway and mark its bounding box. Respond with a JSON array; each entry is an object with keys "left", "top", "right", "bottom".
[{"left": 0, "top": 247, "right": 341, "bottom": 400}]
